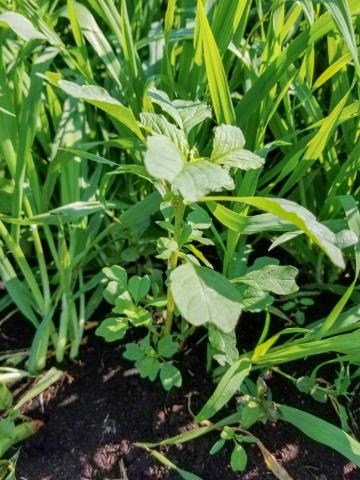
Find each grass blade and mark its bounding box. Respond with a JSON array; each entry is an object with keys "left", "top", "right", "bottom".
[
  {"left": 196, "top": 0, "right": 235, "bottom": 124},
  {"left": 279, "top": 404, "right": 360, "bottom": 466}
]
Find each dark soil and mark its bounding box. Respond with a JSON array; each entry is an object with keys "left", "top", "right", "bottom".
[
  {"left": 6, "top": 331, "right": 357, "bottom": 480},
  {"left": 1, "top": 305, "right": 359, "bottom": 480}
]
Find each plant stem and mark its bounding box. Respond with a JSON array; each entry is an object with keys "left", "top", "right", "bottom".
[
  {"left": 164, "top": 198, "right": 185, "bottom": 336},
  {"left": 179, "top": 325, "right": 196, "bottom": 352},
  {"left": 0, "top": 420, "right": 43, "bottom": 458}
]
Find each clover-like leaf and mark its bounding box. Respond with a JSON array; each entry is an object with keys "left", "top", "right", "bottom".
[
  {"left": 160, "top": 363, "right": 182, "bottom": 391},
  {"left": 158, "top": 335, "right": 179, "bottom": 358},
  {"left": 128, "top": 275, "right": 151, "bottom": 304},
  {"left": 95, "top": 317, "right": 128, "bottom": 342},
  {"left": 123, "top": 343, "right": 144, "bottom": 361},
  {"left": 103, "top": 281, "right": 126, "bottom": 305},
  {"left": 126, "top": 307, "right": 152, "bottom": 327},
  {"left": 137, "top": 356, "right": 161, "bottom": 381},
  {"left": 102, "top": 265, "right": 128, "bottom": 288}
]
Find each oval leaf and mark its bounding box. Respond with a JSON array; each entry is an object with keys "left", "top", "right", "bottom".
[{"left": 170, "top": 263, "right": 242, "bottom": 332}]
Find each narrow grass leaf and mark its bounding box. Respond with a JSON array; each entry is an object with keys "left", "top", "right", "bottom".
[
  {"left": 137, "top": 446, "right": 204, "bottom": 480},
  {"left": 202, "top": 196, "right": 345, "bottom": 269},
  {"left": 196, "top": 0, "right": 235, "bottom": 124},
  {"left": 257, "top": 441, "right": 294, "bottom": 480},
  {"left": 195, "top": 358, "right": 251, "bottom": 422},
  {"left": 0, "top": 12, "right": 46, "bottom": 41},
  {"left": 14, "top": 368, "right": 62, "bottom": 411},
  {"left": 279, "top": 405, "right": 360, "bottom": 466},
  {"left": 253, "top": 330, "right": 360, "bottom": 366},
  {"left": 322, "top": 0, "right": 360, "bottom": 75}
]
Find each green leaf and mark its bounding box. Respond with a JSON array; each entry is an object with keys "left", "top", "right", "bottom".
[
  {"left": 212, "top": 125, "right": 264, "bottom": 171},
  {"left": 279, "top": 405, "right": 360, "bottom": 467},
  {"left": 195, "top": 357, "right": 252, "bottom": 422},
  {"left": 140, "top": 113, "right": 189, "bottom": 157},
  {"left": 335, "top": 229, "right": 358, "bottom": 249},
  {"left": 0, "top": 385, "right": 12, "bottom": 411},
  {"left": 230, "top": 443, "right": 248, "bottom": 472},
  {"left": 128, "top": 275, "right": 150, "bottom": 304},
  {"left": 0, "top": 12, "right": 46, "bottom": 41},
  {"left": 112, "top": 293, "right": 134, "bottom": 314},
  {"left": 138, "top": 446, "right": 205, "bottom": 480},
  {"left": 322, "top": 0, "right": 360, "bottom": 75},
  {"left": 187, "top": 206, "right": 212, "bottom": 230},
  {"left": 170, "top": 263, "right": 242, "bottom": 332},
  {"left": 241, "top": 401, "right": 262, "bottom": 429},
  {"left": 126, "top": 307, "right": 152, "bottom": 327},
  {"left": 145, "top": 89, "right": 211, "bottom": 134},
  {"left": 172, "top": 161, "right": 234, "bottom": 202},
  {"left": 123, "top": 343, "right": 144, "bottom": 361},
  {"left": 160, "top": 363, "right": 182, "bottom": 391},
  {"left": 208, "top": 325, "right": 239, "bottom": 366},
  {"left": 103, "top": 281, "right": 126, "bottom": 305},
  {"left": 54, "top": 79, "right": 144, "bottom": 141},
  {"left": 137, "top": 356, "right": 161, "bottom": 381},
  {"left": 95, "top": 317, "right": 128, "bottom": 342},
  {"left": 102, "top": 266, "right": 128, "bottom": 289},
  {"left": 172, "top": 99, "right": 212, "bottom": 134},
  {"left": 202, "top": 196, "right": 345, "bottom": 269},
  {"left": 158, "top": 335, "right": 179, "bottom": 358},
  {"left": 239, "top": 286, "right": 273, "bottom": 312},
  {"left": 196, "top": 0, "right": 235, "bottom": 124},
  {"left": 234, "top": 265, "right": 299, "bottom": 295},
  {"left": 69, "top": 2, "right": 122, "bottom": 85},
  {"left": 145, "top": 135, "right": 234, "bottom": 201},
  {"left": 0, "top": 418, "right": 16, "bottom": 438},
  {"left": 30, "top": 201, "right": 104, "bottom": 224},
  {"left": 209, "top": 438, "right": 225, "bottom": 455},
  {"left": 147, "top": 87, "right": 183, "bottom": 128},
  {"left": 60, "top": 148, "right": 118, "bottom": 166},
  {"left": 156, "top": 237, "right": 178, "bottom": 260},
  {"left": 297, "top": 0, "right": 315, "bottom": 24},
  {"left": 144, "top": 134, "right": 184, "bottom": 182},
  {"left": 253, "top": 330, "right": 360, "bottom": 366}
]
